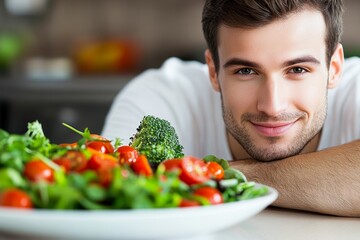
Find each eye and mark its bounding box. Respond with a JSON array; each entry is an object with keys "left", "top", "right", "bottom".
[
  {"left": 289, "top": 67, "right": 307, "bottom": 74},
  {"left": 236, "top": 68, "right": 256, "bottom": 75}
]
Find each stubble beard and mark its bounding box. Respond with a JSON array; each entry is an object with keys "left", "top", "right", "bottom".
[{"left": 221, "top": 94, "right": 327, "bottom": 162}]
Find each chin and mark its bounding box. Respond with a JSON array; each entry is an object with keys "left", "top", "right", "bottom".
[{"left": 246, "top": 142, "right": 305, "bottom": 162}]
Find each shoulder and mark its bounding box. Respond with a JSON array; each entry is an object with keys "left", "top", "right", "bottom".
[
  {"left": 341, "top": 56, "right": 360, "bottom": 85},
  {"left": 343, "top": 56, "right": 360, "bottom": 71},
  {"left": 113, "top": 58, "right": 212, "bottom": 119},
  {"left": 102, "top": 58, "right": 213, "bottom": 146},
  {"left": 319, "top": 57, "right": 360, "bottom": 149},
  {"left": 115, "top": 58, "right": 210, "bottom": 103},
  {"left": 130, "top": 57, "right": 208, "bottom": 86},
  {"left": 329, "top": 56, "right": 360, "bottom": 97},
  {"left": 330, "top": 57, "right": 360, "bottom": 99},
  {"left": 330, "top": 57, "right": 360, "bottom": 104}
]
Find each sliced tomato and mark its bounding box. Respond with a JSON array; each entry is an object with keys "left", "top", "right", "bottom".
[
  {"left": 179, "top": 198, "right": 201, "bottom": 208},
  {"left": 85, "top": 149, "right": 119, "bottom": 186},
  {"left": 116, "top": 145, "right": 138, "bottom": 165},
  {"left": 180, "top": 157, "right": 210, "bottom": 185},
  {"left": 162, "top": 156, "right": 210, "bottom": 185},
  {"left": 86, "top": 149, "right": 118, "bottom": 171},
  {"left": 53, "top": 150, "right": 87, "bottom": 173},
  {"left": 86, "top": 134, "right": 114, "bottom": 154},
  {"left": 24, "top": 159, "right": 54, "bottom": 182},
  {"left": 194, "top": 186, "right": 223, "bottom": 205},
  {"left": 206, "top": 161, "right": 225, "bottom": 180},
  {"left": 0, "top": 188, "right": 33, "bottom": 209},
  {"left": 131, "top": 154, "right": 153, "bottom": 176}
]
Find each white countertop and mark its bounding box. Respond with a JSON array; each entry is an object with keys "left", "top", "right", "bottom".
[
  {"left": 0, "top": 207, "right": 358, "bottom": 240},
  {"left": 205, "top": 207, "right": 360, "bottom": 240}
]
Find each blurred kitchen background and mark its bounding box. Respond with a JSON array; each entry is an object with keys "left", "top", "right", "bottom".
[{"left": 0, "top": 0, "right": 359, "bottom": 144}]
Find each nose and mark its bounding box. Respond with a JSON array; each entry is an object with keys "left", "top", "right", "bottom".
[{"left": 257, "top": 75, "right": 288, "bottom": 117}]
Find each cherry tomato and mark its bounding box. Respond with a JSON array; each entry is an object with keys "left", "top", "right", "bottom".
[
  {"left": 116, "top": 145, "right": 138, "bottom": 164},
  {"left": 194, "top": 186, "right": 223, "bottom": 205},
  {"left": 162, "top": 156, "right": 210, "bottom": 185},
  {"left": 161, "top": 158, "right": 182, "bottom": 170},
  {"left": 0, "top": 188, "right": 33, "bottom": 209},
  {"left": 53, "top": 150, "right": 87, "bottom": 173},
  {"left": 206, "top": 162, "right": 225, "bottom": 180},
  {"left": 179, "top": 198, "right": 200, "bottom": 208},
  {"left": 86, "top": 149, "right": 118, "bottom": 171},
  {"left": 131, "top": 154, "right": 153, "bottom": 176},
  {"left": 96, "top": 167, "right": 131, "bottom": 187},
  {"left": 24, "top": 159, "right": 54, "bottom": 182},
  {"left": 86, "top": 134, "right": 114, "bottom": 154},
  {"left": 97, "top": 167, "right": 113, "bottom": 187}
]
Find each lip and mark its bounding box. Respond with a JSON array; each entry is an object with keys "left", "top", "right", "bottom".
[{"left": 251, "top": 121, "right": 296, "bottom": 137}]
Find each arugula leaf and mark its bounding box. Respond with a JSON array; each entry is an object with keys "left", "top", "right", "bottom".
[
  {"left": 107, "top": 167, "right": 188, "bottom": 209},
  {"left": 25, "top": 121, "right": 53, "bottom": 155},
  {"left": 113, "top": 138, "right": 123, "bottom": 149},
  {"left": 0, "top": 133, "right": 32, "bottom": 171},
  {"left": 0, "top": 168, "right": 27, "bottom": 190},
  {"left": 224, "top": 168, "right": 247, "bottom": 182},
  {"left": 0, "top": 121, "right": 62, "bottom": 173}
]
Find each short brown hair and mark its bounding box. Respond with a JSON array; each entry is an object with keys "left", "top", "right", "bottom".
[{"left": 202, "top": 0, "right": 344, "bottom": 71}]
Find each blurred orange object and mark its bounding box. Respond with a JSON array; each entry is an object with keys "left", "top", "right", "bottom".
[{"left": 73, "top": 39, "right": 140, "bottom": 74}]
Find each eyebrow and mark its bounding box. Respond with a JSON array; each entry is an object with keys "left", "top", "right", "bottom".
[
  {"left": 223, "top": 58, "right": 261, "bottom": 69},
  {"left": 282, "top": 56, "right": 321, "bottom": 67},
  {"left": 222, "top": 55, "right": 321, "bottom": 69}
]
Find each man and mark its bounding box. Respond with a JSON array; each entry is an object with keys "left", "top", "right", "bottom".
[{"left": 102, "top": 0, "right": 360, "bottom": 217}]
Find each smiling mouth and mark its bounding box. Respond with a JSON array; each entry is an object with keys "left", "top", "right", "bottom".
[{"left": 251, "top": 121, "right": 297, "bottom": 137}]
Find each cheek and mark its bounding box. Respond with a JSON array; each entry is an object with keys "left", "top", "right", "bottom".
[
  {"left": 289, "top": 80, "right": 327, "bottom": 115},
  {"left": 220, "top": 79, "right": 258, "bottom": 113}
]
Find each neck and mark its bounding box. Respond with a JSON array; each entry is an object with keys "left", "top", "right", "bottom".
[{"left": 300, "top": 131, "right": 322, "bottom": 154}]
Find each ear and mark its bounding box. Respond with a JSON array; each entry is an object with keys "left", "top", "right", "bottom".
[
  {"left": 205, "top": 49, "right": 220, "bottom": 92},
  {"left": 328, "top": 43, "right": 344, "bottom": 89}
]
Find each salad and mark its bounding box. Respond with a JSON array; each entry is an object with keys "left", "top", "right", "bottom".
[{"left": 0, "top": 118, "right": 268, "bottom": 210}]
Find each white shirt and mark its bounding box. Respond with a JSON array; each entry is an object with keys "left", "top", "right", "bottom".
[
  {"left": 102, "top": 57, "right": 360, "bottom": 159},
  {"left": 318, "top": 57, "right": 360, "bottom": 150}
]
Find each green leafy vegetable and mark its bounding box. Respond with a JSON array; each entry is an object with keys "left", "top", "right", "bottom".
[
  {"left": 224, "top": 168, "right": 247, "bottom": 183},
  {"left": 0, "top": 168, "right": 27, "bottom": 190},
  {"left": 0, "top": 121, "right": 60, "bottom": 172}
]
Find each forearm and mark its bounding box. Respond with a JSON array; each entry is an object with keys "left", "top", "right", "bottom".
[{"left": 230, "top": 140, "right": 360, "bottom": 217}]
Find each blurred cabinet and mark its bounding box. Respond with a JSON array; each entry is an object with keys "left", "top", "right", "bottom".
[{"left": 0, "top": 77, "right": 131, "bottom": 143}]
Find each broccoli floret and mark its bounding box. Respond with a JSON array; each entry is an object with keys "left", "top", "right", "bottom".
[{"left": 130, "top": 115, "right": 184, "bottom": 166}]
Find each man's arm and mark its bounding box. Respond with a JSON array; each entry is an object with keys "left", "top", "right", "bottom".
[{"left": 230, "top": 140, "right": 360, "bottom": 217}]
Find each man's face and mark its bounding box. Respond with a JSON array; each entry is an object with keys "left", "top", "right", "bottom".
[{"left": 207, "top": 9, "right": 339, "bottom": 161}]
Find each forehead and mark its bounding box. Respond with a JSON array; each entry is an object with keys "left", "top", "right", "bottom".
[{"left": 217, "top": 8, "right": 327, "bottom": 66}]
